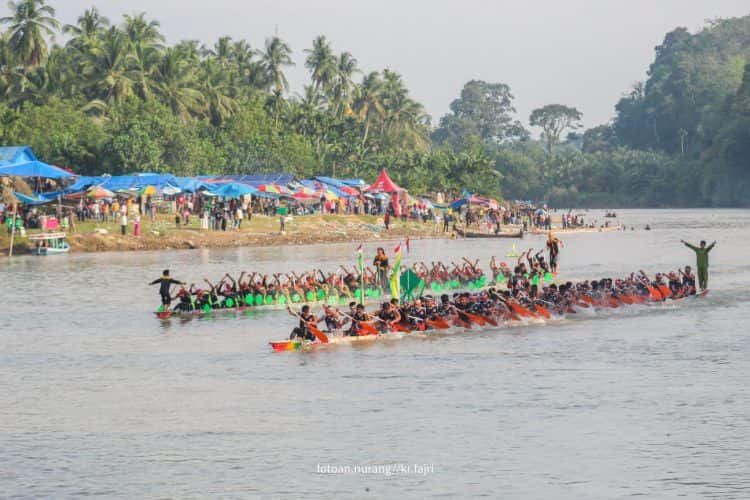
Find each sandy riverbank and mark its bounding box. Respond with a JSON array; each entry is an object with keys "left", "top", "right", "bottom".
[
  {"left": 0, "top": 214, "right": 448, "bottom": 255},
  {"left": 0, "top": 213, "right": 621, "bottom": 256}
]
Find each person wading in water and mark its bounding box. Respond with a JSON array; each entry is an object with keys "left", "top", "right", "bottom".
[{"left": 681, "top": 239, "right": 716, "bottom": 291}]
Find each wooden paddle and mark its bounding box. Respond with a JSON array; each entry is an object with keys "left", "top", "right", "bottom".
[
  {"left": 288, "top": 307, "right": 328, "bottom": 343},
  {"left": 657, "top": 284, "right": 672, "bottom": 298},
  {"left": 339, "top": 311, "right": 379, "bottom": 336},
  {"left": 461, "top": 311, "right": 486, "bottom": 326},
  {"left": 533, "top": 304, "right": 551, "bottom": 319},
  {"left": 427, "top": 318, "right": 451, "bottom": 329}
]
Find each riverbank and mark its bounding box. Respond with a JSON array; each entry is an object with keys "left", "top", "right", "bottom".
[
  {"left": 0, "top": 213, "right": 627, "bottom": 256},
  {"left": 0, "top": 214, "right": 449, "bottom": 255}
]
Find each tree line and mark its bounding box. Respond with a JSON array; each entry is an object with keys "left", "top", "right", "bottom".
[{"left": 0, "top": 0, "right": 748, "bottom": 206}]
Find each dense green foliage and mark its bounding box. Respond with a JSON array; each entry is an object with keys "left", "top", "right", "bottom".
[
  {"left": 0, "top": 1, "right": 748, "bottom": 205},
  {"left": 431, "top": 15, "right": 750, "bottom": 207},
  {"left": 0, "top": 2, "right": 498, "bottom": 196}
]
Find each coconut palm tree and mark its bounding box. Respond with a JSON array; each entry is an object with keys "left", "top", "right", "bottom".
[
  {"left": 261, "top": 36, "right": 294, "bottom": 94},
  {"left": 198, "top": 57, "right": 236, "bottom": 126},
  {"left": 330, "top": 51, "right": 358, "bottom": 117},
  {"left": 0, "top": 0, "right": 60, "bottom": 70},
  {"left": 81, "top": 26, "right": 137, "bottom": 108},
  {"left": 63, "top": 7, "right": 109, "bottom": 41},
  {"left": 352, "top": 71, "right": 385, "bottom": 149},
  {"left": 122, "top": 13, "right": 163, "bottom": 101},
  {"left": 304, "top": 35, "right": 334, "bottom": 93},
  {"left": 153, "top": 47, "right": 202, "bottom": 118}
]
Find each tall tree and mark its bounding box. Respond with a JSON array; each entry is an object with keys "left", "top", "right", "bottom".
[
  {"left": 261, "top": 36, "right": 293, "bottom": 94},
  {"left": 330, "top": 51, "right": 358, "bottom": 116},
  {"left": 529, "top": 104, "right": 583, "bottom": 153},
  {"left": 63, "top": 7, "right": 109, "bottom": 41},
  {"left": 304, "top": 35, "right": 335, "bottom": 92},
  {"left": 0, "top": 0, "right": 60, "bottom": 70},
  {"left": 352, "top": 71, "right": 384, "bottom": 150},
  {"left": 433, "top": 80, "right": 527, "bottom": 148}
]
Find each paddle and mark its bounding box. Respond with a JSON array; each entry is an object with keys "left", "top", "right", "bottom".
[
  {"left": 427, "top": 318, "right": 451, "bottom": 329},
  {"left": 532, "top": 304, "right": 552, "bottom": 319},
  {"left": 461, "top": 311, "right": 487, "bottom": 326},
  {"left": 464, "top": 310, "right": 498, "bottom": 327},
  {"left": 339, "top": 311, "right": 379, "bottom": 336},
  {"left": 618, "top": 294, "right": 634, "bottom": 305},
  {"left": 657, "top": 284, "right": 672, "bottom": 298},
  {"left": 288, "top": 307, "right": 328, "bottom": 343}
]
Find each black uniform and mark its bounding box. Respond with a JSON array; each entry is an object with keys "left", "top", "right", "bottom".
[{"left": 151, "top": 276, "right": 183, "bottom": 305}]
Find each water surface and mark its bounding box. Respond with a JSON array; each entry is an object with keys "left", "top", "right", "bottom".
[{"left": 1, "top": 209, "right": 749, "bottom": 498}]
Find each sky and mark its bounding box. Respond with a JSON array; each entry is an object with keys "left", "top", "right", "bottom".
[{"left": 4, "top": 0, "right": 749, "bottom": 130}]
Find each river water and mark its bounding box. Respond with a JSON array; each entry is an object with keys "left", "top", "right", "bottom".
[{"left": 1, "top": 209, "right": 749, "bottom": 499}]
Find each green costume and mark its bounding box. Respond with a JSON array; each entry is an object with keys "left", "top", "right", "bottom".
[{"left": 683, "top": 241, "right": 715, "bottom": 290}]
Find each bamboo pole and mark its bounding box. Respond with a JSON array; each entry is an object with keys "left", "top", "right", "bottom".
[{"left": 8, "top": 200, "right": 17, "bottom": 257}]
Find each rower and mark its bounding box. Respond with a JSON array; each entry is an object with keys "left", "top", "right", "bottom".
[
  {"left": 680, "top": 266, "right": 696, "bottom": 295},
  {"left": 437, "top": 294, "right": 457, "bottom": 320},
  {"left": 150, "top": 270, "right": 185, "bottom": 309},
  {"left": 322, "top": 305, "right": 344, "bottom": 332},
  {"left": 346, "top": 304, "right": 371, "bottom": 336},
  {"left": 287, "top": 305, "right": 319, "bottom": 341},
  {"left": 172, "top": 284, "right": 195, "bottom": 312},
  {"left": 406, "top": 298, "right": 427, "bottom": 329},
  {"left": 377, "top": 302, "right": 401, "bottom": 332}
]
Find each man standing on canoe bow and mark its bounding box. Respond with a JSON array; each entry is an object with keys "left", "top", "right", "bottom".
[
  {"left": 150, "top": 270, "right": 185, "bottom": 308},
  {"left": 681, "top": 239, "right": 716, "bottom": 290}
]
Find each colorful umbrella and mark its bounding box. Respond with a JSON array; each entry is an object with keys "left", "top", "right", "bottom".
[
  {"left": 140, "top": 185, "right": 158, "bottom": 196},
  {"left": 257, "top": 184, "right": 282, "bottom": 194},
  {"left": 87, "top": 186, "right": 115, "bottom": 199},
  {"left": 320, "top": 189, "right": 339, "bottom": 201}
]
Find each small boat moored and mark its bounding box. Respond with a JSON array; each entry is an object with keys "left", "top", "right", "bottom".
[{"left": 29, "top": 232, "right": 70, "bottom": 255}]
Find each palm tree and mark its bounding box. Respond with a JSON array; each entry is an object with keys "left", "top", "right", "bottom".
[
  {"left": 121, "top": 13, "right": 164, "bottom": 50},
  {"left": 63, "top": 7, "right": 109, "bottom": 41},
  {"left": 330, "top": 51, "right": 358, "bottom": 116},
  {"left": 0, "top": 36, "right": 23, "bottom": 97},
  {"left": 379, "top": 69, "right": 430, "bottom": 149},
  {"left": 261, "top": 36, "right": 294, "bottom": 94},
  {"left": 198, "top": 57, "right": 236, "bottom": 126},
  {"left": 352, "top": 71, "right": 385, "bottom": 149},
  {"left": 122, "top": 13, "right": 163, "bottom": 101},
  {"left": 0, "top": 0, "right": 60, "bottom": 70},
  {"left": 153, "top": 47, "right": 202, "bottom": 118},
  {"left": 81, "top": 26, "right": 137, "bottom": 108},
  {"left": 304, "top": 35, "right": 334, "bottom": 92}
]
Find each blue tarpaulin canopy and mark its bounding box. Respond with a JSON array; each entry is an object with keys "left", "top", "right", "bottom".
[
  {"left": 197, "top": 173, "right": 296, "bottom": 187},
  {"left": 173, "top": 177, "right": 201, "bottom": 193},
  {"left": 0, "top": 161, "right": 75, "bottom": 179},
  {"left": 312, "top": 176, "right": 367, "bottom": 188},
  {"left": 66, "top": 175, "right": 109, "bottom": 192},
  {"left": 0, "top": 146, "right": 37, "bottom": 165},
  {"left": 207, "top": 182, "right": 258, "bottom": 198},
  {"left": 14, "top": 191, "right": 51, "bottom": 205}
]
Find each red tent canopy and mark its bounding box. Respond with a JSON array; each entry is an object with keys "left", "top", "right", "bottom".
[{"left": 365, "top": 169, "right": 403, "bottom": 193}]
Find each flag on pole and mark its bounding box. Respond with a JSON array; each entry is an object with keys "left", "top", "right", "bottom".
[
  {"left": 357, "top": 243, "right": 365, "bottom": 302},
  {"left": 390, "top": 243, "right": 402, "bottom": 299}
]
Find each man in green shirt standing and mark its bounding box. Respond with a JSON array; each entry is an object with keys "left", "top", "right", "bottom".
[{"left": 681, "top": 239, "right": 716, "bottom": 290}]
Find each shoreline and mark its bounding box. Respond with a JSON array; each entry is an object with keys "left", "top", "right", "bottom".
[{"left": 0, "top": 214, "right": 619, "bottom": 256}]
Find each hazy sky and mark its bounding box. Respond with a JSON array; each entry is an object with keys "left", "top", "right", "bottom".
[{"left": 5, "top": 1, "right": 749, "bottom": 129}]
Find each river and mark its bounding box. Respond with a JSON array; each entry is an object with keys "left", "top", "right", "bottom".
[{"left": 1, "top": 209, "right": 749, "bottom": 499}]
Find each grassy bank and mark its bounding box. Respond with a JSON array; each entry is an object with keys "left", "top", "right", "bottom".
[{"left": 0, "top": 213, "right": 448, "bottom": 255}]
